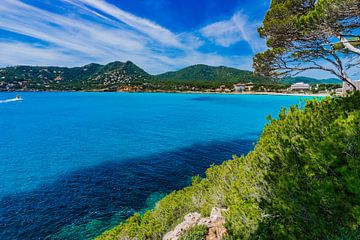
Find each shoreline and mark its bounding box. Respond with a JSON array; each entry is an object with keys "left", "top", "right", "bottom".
[
  {"left": 148, "top": 91, "right": 329, "bottom": 97},
  {"left": 230, "top": 91, "right": 329, "bottom": 97},
  {"left": 1, "top": 90, "right": 330, "bottom": 97}
]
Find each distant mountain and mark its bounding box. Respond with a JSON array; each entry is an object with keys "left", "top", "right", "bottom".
[
  {"left": 0, "top": 61, "right": 152, "bottom": 91},
  {"left": 281, "top": 76, "right": 342, "bottom": 84},
  {"left": 88, "top": 61, "right": 152, "bottom": 86},
  {"left": 156, "top": 64, "right": 269, "bottom": 84},
  {"left": 0, "top": 63, "right": 102, "bottom": 83},
  {"left": 0, "top": 61, "right": 342, "bottom": 91}
]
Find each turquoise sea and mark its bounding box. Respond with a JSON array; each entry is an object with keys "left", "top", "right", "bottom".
[{"left": 0, "top": 92, "right": 314, "bottom": 239}]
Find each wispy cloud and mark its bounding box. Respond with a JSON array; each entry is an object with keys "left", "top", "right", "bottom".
[
  {"left": 200, "top": 12, "right": 265, "bottom": 52},
  {"left": 64, "top": 0, "right": 186, "bottom": 48},
  {"left": 0, "top": 0, "right": 147, "bottom": 55},
  {"left": 0, "top": 41, "right": 84, "bottom": 67},
  {"left": 0, "top": 0, "right": 260, "bottom": 73}
]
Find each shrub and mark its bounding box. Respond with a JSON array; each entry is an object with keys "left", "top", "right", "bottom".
[
  {"left": 179, "top": 225, "right": 208, "bottom": 240},
  {"left": 98, "top": 92, "right": 360, "bottom": 240}
]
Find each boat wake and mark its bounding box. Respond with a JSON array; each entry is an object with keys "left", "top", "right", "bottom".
[{"left": 0, "top": 98, "right": 23, "bottom": 103}]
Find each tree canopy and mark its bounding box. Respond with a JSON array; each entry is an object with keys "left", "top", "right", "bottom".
[{"left": 254, "top": 0, "right": 360, "bottom": 89}]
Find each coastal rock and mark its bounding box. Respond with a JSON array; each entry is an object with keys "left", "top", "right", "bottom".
[
  {"left": 210, "top": 207, "right": 226, "bottom": 223},
  {"left": 163, "top": 212, "right": 201, "bottom": 240},
  {"left": 206, "top": 208, "right": 227, "bottom": 240},
  {"left": 163, "top": 208, "right": 227, "bottom": 240}
]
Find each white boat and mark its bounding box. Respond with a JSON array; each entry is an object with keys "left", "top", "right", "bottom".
[{"left": 0, "top": 95, "right": 23, "bottom": 103}]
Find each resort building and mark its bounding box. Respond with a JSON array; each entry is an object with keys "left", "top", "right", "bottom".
[
  {"left": 234, "top": 83, "right": 245, "bottom": 92},
  {"left": 343, "top": 80, "right": 360, "bottom": 92},
  {"left": 233, "top": 82, "right": 254, "bottom": 92},
  {"left": 290, "top": 82, "right": 311, "bottom": 91}
]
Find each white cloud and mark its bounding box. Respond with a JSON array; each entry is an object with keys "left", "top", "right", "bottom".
[
  {"left": 0, "top": 41, "right": 83, "bottom": 67},
  {"left": 0, "top": 0, "right": 147, "bottom": 55},
  {"left": 0, "top": 0, "right": 260, "bottom": 74},
  {"left": 64, "top": 0, "right": 186, "bottom": 49},
  {"left": 201, "top": 12, "right": 265, "bottom": 52}
]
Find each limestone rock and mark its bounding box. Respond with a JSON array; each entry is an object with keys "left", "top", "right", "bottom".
[
  {"left": 206, "top": 208, "right": 227, "bottom": 240},
  {"left": 163, "top": 208, "right": 227, "bottom": 240},
  {"left": 163, "top": 212, "right": 201, "bottom": 240}
]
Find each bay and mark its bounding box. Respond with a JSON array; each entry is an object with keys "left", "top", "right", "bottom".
[{"left": 0, "top": 92, "right": 315, "bottom": 239}]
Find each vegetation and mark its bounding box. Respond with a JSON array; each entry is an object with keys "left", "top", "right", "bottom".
[
  {"left": 97, "top": 92, "right": 360, "bottom": 239},
  {"left": 156, "top": 64, "right": 270, "bottom": 84},
  {"left": 0, "top": 61, "right": 152, "bottom": 91},
  {"left": 0, "top": 61, "right": 340, "bottom": 92},
  {"left": 179, "top": 225, "right": 208, "bottom": 240},
  {"left": 254, "top": 0, "right": 360, "bottom": 88}
]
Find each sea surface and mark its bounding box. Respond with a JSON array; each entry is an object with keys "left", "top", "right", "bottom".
[{"left": 0, "top": 92, "right": 315, "bottom": 239}]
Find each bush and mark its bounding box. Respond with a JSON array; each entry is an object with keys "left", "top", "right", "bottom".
[
  {"left": 179, "top": 225, "right": 208, "bottom": 240},
  {"left": 98, "top": 92, "right": 360, "bottom": 240}
]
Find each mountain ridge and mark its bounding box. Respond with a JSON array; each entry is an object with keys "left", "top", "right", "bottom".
[
  {"left": 0, "top": 61, "right": 341, "bottom": 91},
  {"left": 156, "top": 64, "right": 268, "bottom": 84}
]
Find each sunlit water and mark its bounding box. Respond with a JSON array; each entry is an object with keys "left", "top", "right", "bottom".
[{"left": 0, "top": 92, "right": 315, "bottom": 239}]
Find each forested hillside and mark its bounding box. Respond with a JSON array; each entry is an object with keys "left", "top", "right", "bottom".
[
  {"left": 0, "top": 62, "right": 339, "bottom": 92},
  {"left": 0, "top": 61, "right": 152, "bottom": 91},
  {"left": 156, "top": 64, "right": 269, "bottom": 84},
  {"left": 98, "top": 92, "right": 360, "bottom": 239}
]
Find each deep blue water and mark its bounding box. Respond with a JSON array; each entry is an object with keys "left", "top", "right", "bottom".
[{"left": 0, "top": 92, "right": 314, "bottom": 239}]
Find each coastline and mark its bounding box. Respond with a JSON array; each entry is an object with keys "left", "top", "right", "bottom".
[
  {"left": 116, "top": 90, "right": 330, "bottom": 97},
  {"left": 230, "top": 91, "right": 329, "bottom": 97},
  {"left": 1, "top": 90, "right": 330, "bottom": 97}
]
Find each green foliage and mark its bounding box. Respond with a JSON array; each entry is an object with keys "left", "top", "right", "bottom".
[
  {"left": 156, "top": 64, "right": 270, "bottom": 84},
  {"left": 1, "top": 62, "right": 265, "bottom": 92},
  {"left": 0, "top": 61, "right": 152, "bottom": 91},
  {"left": 98, "top": 92, "right": 360, "bottom": 240},
  {"left": 253, "top": 93, "right": 360, "bottom": 239},
  {"left": 99, "top": 92, "right": 360, "bottom": 239},
  {"left": 0, "top": 61, "right": 340, "bottom": 92},
  {"left": 179, "top": 225, "right": 208, "bottom": 240},
  {"left": 254, "top": 0, "right": 359, "bottom": 82}
]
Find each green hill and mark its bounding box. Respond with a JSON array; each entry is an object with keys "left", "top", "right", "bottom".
[
  {"left": 0, "top": 64, "right": 102, "bottom": 83},
  {"left": 98, "top": 92, "right": 360, "bottom": 240},
  {"left": 0, "top": 61, "right": 342, "bottom": 91},
  {"left": 0, "top": 61, "right": 152, "bottom": 91},
  {"left": 87, "top": 61, "right": 152, "bottom": 90},
  {"left": 156, "top": 64, "right": 269, "bottom": 84}
]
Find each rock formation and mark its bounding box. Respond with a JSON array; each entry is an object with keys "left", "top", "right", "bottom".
[{"left": 163, "top": 208, "right": 227, "bottom": 240}]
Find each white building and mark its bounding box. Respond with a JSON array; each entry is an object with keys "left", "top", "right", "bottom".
[
  {"left": 234, "top": 83, "right": 245, "bottom": 92},
  {"left": 343, "top": 80, "right": 360, "bottom": 92},
  {"left": 290, "top": 82, "right": 311, "bottom": 91},
  {"left": 234, "top": 82, "right": 254, "bottom": 92}
]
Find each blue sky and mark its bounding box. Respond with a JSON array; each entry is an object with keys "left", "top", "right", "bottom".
[{"left": 0, "top": 0, "right": 273, "bottom": 74}]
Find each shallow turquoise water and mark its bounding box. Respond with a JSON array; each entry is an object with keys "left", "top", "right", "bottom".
[{"left": 0, "top": 92, "right": 315, "bottom": 239}]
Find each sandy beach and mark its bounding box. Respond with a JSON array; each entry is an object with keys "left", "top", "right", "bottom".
[{"left": 121, "top": 90, "right": 330, "bottom": 97}]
